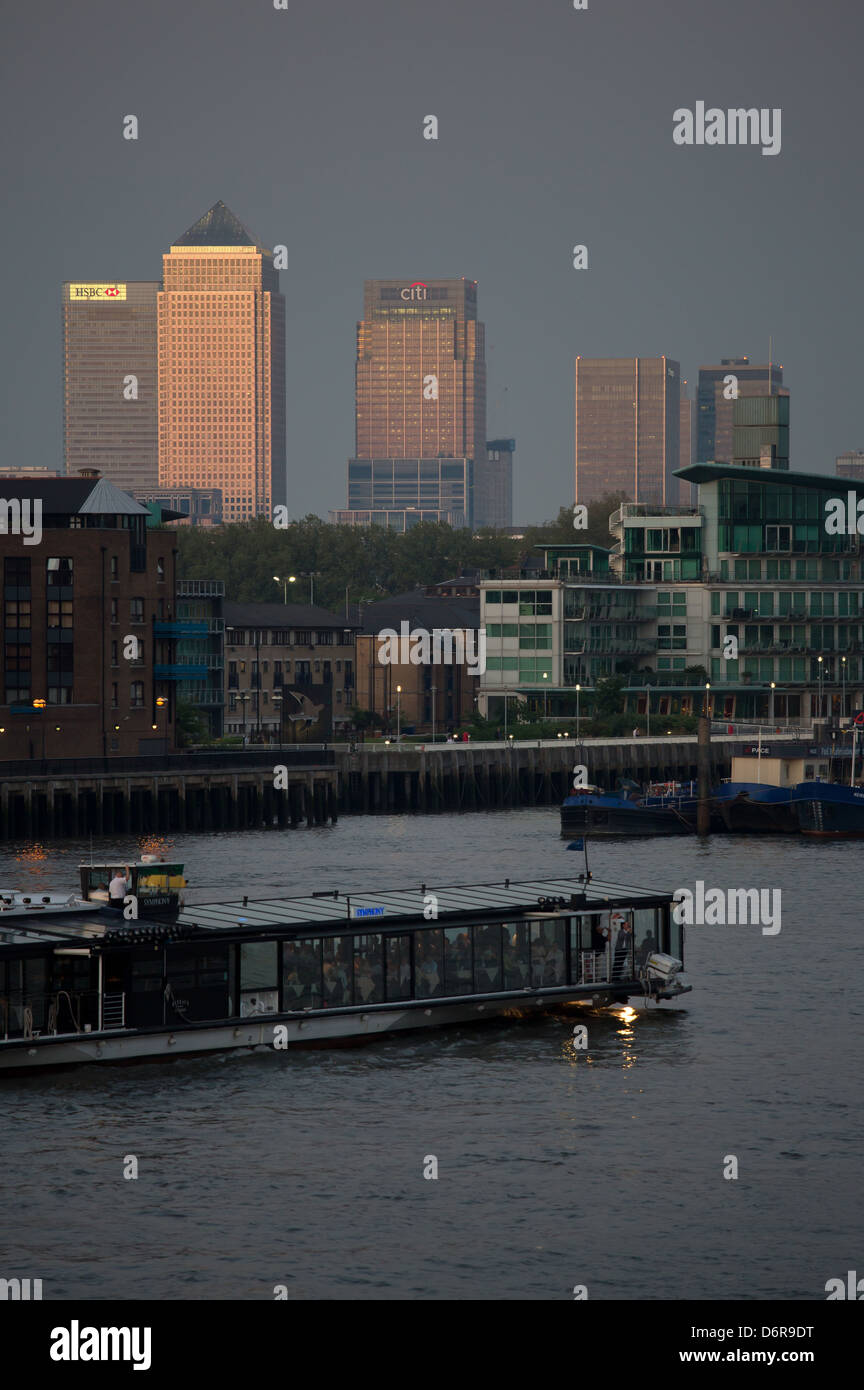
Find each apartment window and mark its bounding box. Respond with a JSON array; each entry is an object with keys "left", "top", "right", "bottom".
[
  {"left": 130, "top": 681, "right": 144, "bottom": 708},
  {"left": 111, "top": 641, "right": 118, "bottom": 666},
  {"left": 157, "top": 557, "right": 165, "bottom": 580},
  {"left": 110, "top": 556, "right": 119, "bottom": 581},
  {"left": 765, "top": 525, "right": 791, "bottom": 551},
  {"left": 110, "top": 598, "right": 118, "bottom": 624},
  {"left": 111, "top": 682, "right": 119, "bottom": 708},
  {"left": 47, "top": 598, "right": 73, "bottom": 629},
  {"left": 294, "top": 630, "right": 311, "bottom": 646},
  {"left": 316, "top": 631, "right": 334, "bottom": 646},
  {"left": 4, "top": 598, "right": 30, "bottom": 629},
  {"left": 130, "top": 598, "right": 145, "bottom": 624},
  {"left": 46, "top": 557, "right": 73, "bottom": 587},
  {"left": 4, "top": 557, "right": 30, "bottom": 587},
  {"left": 47, "top": 687, "right": 72, "bottom": 705},
  {"left": 273, "top": 660, "right": 283, "bottom": 685}
]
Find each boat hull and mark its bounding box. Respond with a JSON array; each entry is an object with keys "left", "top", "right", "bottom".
[
  {"left": 0, "top": 984, "right": 688, "bottom": 1072},
  {"left": 561, "top": 796, "right": 697, "bottom": 837},
  {"left": 793, "top": 783, "right": 864, "bottom": 837}
]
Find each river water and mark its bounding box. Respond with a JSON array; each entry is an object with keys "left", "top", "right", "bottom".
[{"left": 0, "top": 810, "right": 860, "bottom": 1301}]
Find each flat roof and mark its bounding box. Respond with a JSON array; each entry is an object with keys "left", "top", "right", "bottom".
[
  {"left": 677, "top": 462, "right": 857, "bottom": 491},
  {"left": 175, "top": 875, "right": 672, "bottom": 933}
]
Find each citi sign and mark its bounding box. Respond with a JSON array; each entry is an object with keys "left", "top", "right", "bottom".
[{"left": 400, "top": 281, "right": 428, "bottom": 300}]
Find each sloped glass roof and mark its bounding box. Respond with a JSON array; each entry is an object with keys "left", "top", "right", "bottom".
[{"left": 173, "top": 201, "right": 258, "bottom": 247}]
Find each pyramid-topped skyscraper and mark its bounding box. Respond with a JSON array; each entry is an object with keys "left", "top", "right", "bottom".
[{"left": 158, "top": 202, "right": 286, "bottom": 521}]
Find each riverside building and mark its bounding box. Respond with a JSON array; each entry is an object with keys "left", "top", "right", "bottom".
[{"left": 478, "top": 463, "right": 864, "bottom": 730}]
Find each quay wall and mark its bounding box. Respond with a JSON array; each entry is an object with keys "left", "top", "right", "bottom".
[{"left": 0, "top": 736, "right": 788, "bottom": 839}]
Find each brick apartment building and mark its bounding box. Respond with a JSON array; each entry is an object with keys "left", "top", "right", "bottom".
[{"left": 0, "top": 475, "right": 180, "bottom": 760}]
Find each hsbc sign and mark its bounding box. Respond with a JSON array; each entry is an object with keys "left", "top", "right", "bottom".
[
  {"left": 400, "top": 281, "right": 428, "bottom": 300},
  {"left": 68, "top": 283, "right": 127, "bottom": 301}
]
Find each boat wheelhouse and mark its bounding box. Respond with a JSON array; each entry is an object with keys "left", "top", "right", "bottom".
[
  {"left": 79, "top": 858, "right": 186, "bottom": 916},
  {"left": 0, "top": 875, "right": 690, "bottom": 1072}
]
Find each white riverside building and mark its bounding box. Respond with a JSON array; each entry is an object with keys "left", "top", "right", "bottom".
[{"left": 478, "top": 462, "right": 864, "bottom": 731}]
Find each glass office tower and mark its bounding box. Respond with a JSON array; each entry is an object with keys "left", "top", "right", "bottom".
[
  {"left": 157, "top": 202, "right": 286, "bottom": 522},
  {"left": 574, "top": 356, "right": 680, "bottom": 507}
]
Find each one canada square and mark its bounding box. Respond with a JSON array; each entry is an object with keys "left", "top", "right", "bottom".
[
  {"left": 337, "top": 278, "right": 488, "bottom": 527},
  {"left": 157, "top": 202, "right": 286, "bottom": 520}
]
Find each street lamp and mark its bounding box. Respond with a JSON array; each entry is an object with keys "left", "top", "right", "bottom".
[
  {"left": 575, "top": 682, "right": 581, "bottom": 739},
  {"left": 704, "top": 682, "right": 711, "bottom": 717},
  {"left": 155, "top": 694, "right": 168, "bottom": 748},
  {"left": 273, "top": 575, "right": 288, "bottom": 603},
  {"left": 645, "top": 682, "right": 651, "bottom": 739},
  {"left": 239, "top": 691, "right": 250, "bottom": 745},
  {"left": 272, "top": 691, "right": 283, "bottom": 748},
  {"left": 542, "top": 671, "right": 548, "bottom": 720},
  {"left": 33, "top": 698, "right": 47, "bottom": 759},
  {"left": 769, "top": 681, "right": 776, "bottom": 727},
  {"left": 431, "top": 683, "right": 437, "bottom": 744},
  {"left": 396, "top": 684, "right": 402, "bottom": 743},
  {"left": 841, "top": 655, "right": 847, "bottom": 720},
  {"left": 817, "top": 655, "right": 824, "bottom": 727}
]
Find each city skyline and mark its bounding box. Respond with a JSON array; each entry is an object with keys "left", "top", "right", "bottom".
[{"left": 2, "top": 0, "right": 859, "bottom": 524}]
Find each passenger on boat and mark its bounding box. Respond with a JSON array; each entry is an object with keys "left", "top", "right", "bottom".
[
  {"left": 612, "top": 920, "right": 633, "bottom": 979},
  {"left": 108, "top": 870, "right": 128, "bottom": 908}
]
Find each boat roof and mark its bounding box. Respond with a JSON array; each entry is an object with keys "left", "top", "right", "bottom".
[
  {"left": 0, "top": 876, "right": 673, "bottom": 950},
  {"left": 175, "top": 875, "right": 672, "bottom": 933}
]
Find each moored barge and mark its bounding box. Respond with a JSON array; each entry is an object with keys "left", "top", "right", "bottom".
[{"left": 0, "top": 875, "right": 690, "bottom": 1072}]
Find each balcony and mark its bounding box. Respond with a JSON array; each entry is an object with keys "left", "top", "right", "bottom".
[
  {"left": 176, "top": 580, "right": 225, "bottom": 597},
  {"left": 154, "top": 621, "right": 208, "bottom": 637},
  {"left": 154, "top": 663, "right": 209, "bottom": 679}
]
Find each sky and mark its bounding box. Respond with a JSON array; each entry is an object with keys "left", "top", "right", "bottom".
[{"left": 1, "top": 0, "right": 861, "bottom": 522}]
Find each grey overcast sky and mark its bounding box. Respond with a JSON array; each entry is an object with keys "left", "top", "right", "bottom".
[{"left": 1, "top": 0, "right": 861, "bottom": 521}]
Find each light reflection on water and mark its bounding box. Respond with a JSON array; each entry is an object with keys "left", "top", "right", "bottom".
[{"left": 0, "top": 809, "right": 860, "bottom": 1301}]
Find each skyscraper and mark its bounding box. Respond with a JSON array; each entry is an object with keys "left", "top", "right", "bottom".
[
  {"left": 836, "top": 451, "right": 864, "bottom": 480},
  {"left": 484, "top": 438, "right": 515, "bottom": 529},
  {"left": 63, "top": 280, "right": 159, "bottom": 490},
  {"left": 696, "top": 357, "right": 786, "bottom": 464},
  {"left": 574, "top": 356, "right": 680, "bottom": 506},
  {"left": 345, "top": 278, "right": 486, "bottom": 526},
  {"left": 679, "top": 381, "right": 694, "bottom": 505},
  {"left": 157, "top": 202, "right": 286, "bottom": 522}
]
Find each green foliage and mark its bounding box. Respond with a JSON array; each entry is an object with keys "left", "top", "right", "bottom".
[
  {"left": 592, "top": 675, "right": 627, "bottom": 716},
  {"left": 175, "top": 699, "right": 208, "bottom": 748}
]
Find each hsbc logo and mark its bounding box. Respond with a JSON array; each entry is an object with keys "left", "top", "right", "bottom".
[
  {"left": 68, "top": 283, "right": 127, "bottom": 301},
  {"left": 400, "top": 281, "right": 428, "bottom": 301}
]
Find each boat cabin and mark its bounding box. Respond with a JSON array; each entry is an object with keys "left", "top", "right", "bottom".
[
  {"left": 0, "top": 876, "right": 689, "bottom": 1068},
  {"left": 79, "top": 858, "right": 186, "bottom": 916}
]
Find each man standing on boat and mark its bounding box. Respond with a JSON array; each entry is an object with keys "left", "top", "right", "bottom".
[{"left": 108, "top": 868, "right": 129, "bottom": 910}]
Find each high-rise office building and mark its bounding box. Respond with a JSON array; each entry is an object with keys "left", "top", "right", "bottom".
[
  {"left": 63, "top": 280, "right": 159, "bottom": 490},
  {"left": 679, "top": 382, "right": 694, "bottom": 506},
  {"left": 484, "top": 438, "right": 515, "bottom": 528},
  {"left": 346, "top": 278, "right": 486, "bottom": 525},
  {"left": 732, "top": 394, "right": 790, "bottom": 469},
  {"left": 574, "top": 356, "right": 680, "bottom": 506},
  {"left": 157, "top": 202, "right": 286, "bottom": 522},
  {"left": 696, "top": 357, "right": 786, "bottom": 464},
  {"left": 837, "top": 451, "right": 864, "bottom": 480}
]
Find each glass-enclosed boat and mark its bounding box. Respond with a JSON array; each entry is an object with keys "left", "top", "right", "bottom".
[{"left": 0, "top": 875, "right": 690, "bottom": 1072}]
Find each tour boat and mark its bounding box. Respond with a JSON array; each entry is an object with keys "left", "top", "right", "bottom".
[
  {"left": 0, "top": 874, "right": 690, "bottom": 1072},
  {"left": 0, "top": 890, "right": 101, "bottom": 920}
]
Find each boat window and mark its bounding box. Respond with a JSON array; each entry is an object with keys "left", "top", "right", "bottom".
[
  {"left": 0, "top": 958, "right": 23, "bottom": 1036},
  {"left": 166, "top": 946, "right": 229, "bottom": 991},
  {"left": 502, "top": 923, "right": 529, "bottom": 990},
  {"left": 23, "top": 957, "right": 48, "bottom": 1033},
  {"left": 130, "top": 952, "right": 163, "bottom": 993},
  {"left": 663, "top": 907, "right": 683, "bottom": 961},
  {"left": 354, "top": 934, "right": 383, "bottom": 1005},
  {"left": 474, "top": 922, "right": 502, "bottom": 993},
  {"left": 443, "top": 927, "right": 473, "bottom": 995},
  {"left": 241, "top": 941, "right": 278, "bottom": 991},
  {"left": 414, "top": 928, "right": 443, "bottom": 998},
  {"left": 322, "top": 935, "right": 352, "bottom": 1007},
  {"left": 283, "top": 939, "right": 323, "bottom": 1010},
  {"left": 633, "top": 909, "right": 658, "bottom": 968},
  {"left": 385, "top": 934, "right": 412, "bottom": 1001},
  {"left": 529, "top": 919, "right": 566, "bottom": 987}
]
